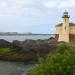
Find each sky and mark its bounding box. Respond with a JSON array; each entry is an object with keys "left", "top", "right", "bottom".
[{"left": 0, "top": 0, "right": 75, "bottom": 34}]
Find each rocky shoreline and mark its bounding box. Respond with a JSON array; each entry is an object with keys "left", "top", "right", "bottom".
[{"left": 0, "top": 37, "right": 57, "bottom": 62}]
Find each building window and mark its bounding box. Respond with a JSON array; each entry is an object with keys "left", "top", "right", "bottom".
[{"left": 65, "top": 26, "right": 66, "bottom": 30}]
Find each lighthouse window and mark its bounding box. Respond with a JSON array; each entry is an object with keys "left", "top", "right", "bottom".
[
  {"left": 65, "top": 19, "right": 66, "bottom": 22},
  {"left": 65, "top": 26, "right": 66, "bottom": 30}
]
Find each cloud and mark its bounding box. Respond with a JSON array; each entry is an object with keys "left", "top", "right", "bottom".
[
  {"left": 0, "top": 0, "right": 75, "bottom": 16},
  {"left": 43, "top": 0, "right": 75, "bottom": 10},
  {"left": 0, "top": 0, "right": 75, "bottom": 33}
]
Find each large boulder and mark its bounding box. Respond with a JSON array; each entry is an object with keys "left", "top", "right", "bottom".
[{"left": 0, "top": 39, "right": 11, "bottom": 48}]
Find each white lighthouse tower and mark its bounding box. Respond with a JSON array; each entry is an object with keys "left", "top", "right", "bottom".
[{"left": 58, "top": 10, "right": 70, "bottom": 42}]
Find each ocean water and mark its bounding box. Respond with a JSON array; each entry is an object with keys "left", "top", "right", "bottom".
[{"left": 0, "top": 34, "right": 55, "bottom": 42}]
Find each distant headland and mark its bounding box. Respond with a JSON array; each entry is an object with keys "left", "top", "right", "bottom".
[
  {"left": 0, "top": 32, "right": 32, "bottom": 35},
  {"left": 0, "top": 32, "right": 52, "bottom": 35}
]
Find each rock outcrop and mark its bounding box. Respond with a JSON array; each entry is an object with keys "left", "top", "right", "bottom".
[
  {"left": 0, "top": 38, "right": 58, "bottom": 62},
  {"left": 0, "top": 39, "right": 11, "bottom": 48}
]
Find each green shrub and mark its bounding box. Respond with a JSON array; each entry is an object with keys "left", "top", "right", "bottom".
[{"left": 29, "top": 43, "right": 75, "bottom": 75}]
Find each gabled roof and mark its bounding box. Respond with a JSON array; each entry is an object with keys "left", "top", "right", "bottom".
[{"left": 56, "top": 23, "right": 75, "bottom": 27}]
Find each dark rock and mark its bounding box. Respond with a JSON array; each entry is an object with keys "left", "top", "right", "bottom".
[
  {"left": 12, "top": 38, "right": 57, "bottom": 54},
  {"left": 0, "top": 38, "right": 58, "bottom": 62},
  {"left": 11, "top": 40, "right": 23, "bottom": 51},
  {"left": 0, "top": 39, "right": 11, "bottom": 48}
]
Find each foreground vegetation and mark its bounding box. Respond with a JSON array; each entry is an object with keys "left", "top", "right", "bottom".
[{"left": 28, "top": 43, "right": 75, "bottom": 75}]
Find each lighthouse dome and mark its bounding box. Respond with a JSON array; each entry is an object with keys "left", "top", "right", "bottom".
[
  {"left": 64, "top": 10, "right": 68, "bottom": 15},
  {"left": 62, "top": 10, "right": 70, "bottom": 18}
]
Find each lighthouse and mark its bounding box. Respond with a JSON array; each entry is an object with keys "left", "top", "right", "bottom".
[
  {"left": 59, "top": 10, "right": 70, "bottom": 42},
  {"left": 55, "top": 11, "right": 75, "bottom": 42}
]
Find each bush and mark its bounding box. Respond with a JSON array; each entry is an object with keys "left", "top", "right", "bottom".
[{"left": 29, "top": 43, "right": 75, "bottom": 75}]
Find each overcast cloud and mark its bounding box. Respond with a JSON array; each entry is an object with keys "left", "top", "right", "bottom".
[{"left": 0, "top": 0, "right": 75, "bottom": 33}]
